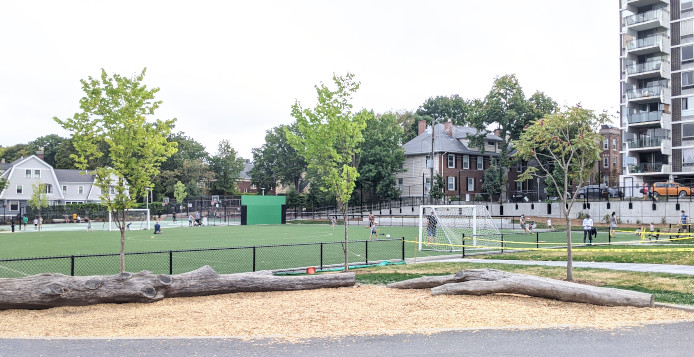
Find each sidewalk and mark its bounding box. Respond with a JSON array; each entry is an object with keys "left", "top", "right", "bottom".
[{"left": 408, "top": 255, "right": 694, "bottom": 275}]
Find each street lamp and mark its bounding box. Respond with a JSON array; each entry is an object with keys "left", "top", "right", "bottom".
[{"left": 261, "top": 187, "right": 266, "bottom": 196}]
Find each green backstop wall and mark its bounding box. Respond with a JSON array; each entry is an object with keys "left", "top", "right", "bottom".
[{"left": 240, "top": 195, "right": 286, "bottom": 225}]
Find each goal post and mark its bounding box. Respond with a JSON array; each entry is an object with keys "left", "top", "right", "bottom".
[
  {"left": 105, "top": 209, "right": 151, "bottom": 231},
  {"left": 418, "top": 205, "right": 501, "bottom": 252}
]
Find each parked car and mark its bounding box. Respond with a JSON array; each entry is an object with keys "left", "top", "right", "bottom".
[
  {"left": 576, "top": 185, "right": 622, "bottom": 199},
  {"left": 651, "top": 182, "right": 693, "bottom": 198},
  {"left": 576, "top": 185, "right": 607, "bottom": 199}
]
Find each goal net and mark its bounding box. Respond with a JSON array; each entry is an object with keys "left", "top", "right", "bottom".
[
  {"left": 103, "top": 209, "right": 151, "bottom": 231},
  {"left": 418, "top": 205, "right": 501, "bottom": 252}
]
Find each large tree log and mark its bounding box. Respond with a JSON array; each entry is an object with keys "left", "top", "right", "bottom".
[
  {"left": 386, "top": 274, "right": 458, "bottom": 289},
  {"left": 391, "top": 269, "right": 654, "bottom": 308},
  {"left": 0, "top": 266, "right": 355, "bottom": 310}
]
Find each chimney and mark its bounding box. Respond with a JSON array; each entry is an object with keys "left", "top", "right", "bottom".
[
  {"left": 418, "top": 120, "right": 427, "bottom": 135},
  {"left": 444, "top": 120, "right": 453, "bottom": 137},
  {"left": 36, "top": 149, "right": 44, "bottom": 160},
  {"left": 493, "top": 129, "right": 501, "bottom": 137}
]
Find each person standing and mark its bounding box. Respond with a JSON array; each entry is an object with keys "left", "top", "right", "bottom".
[
  {"left": 609, "top": 212, "right": 618, "bottom": 241},
  {"left": 22, "top": 215, "right": 28, "bottom": 230},
  {"left": 426, "top": 211, "right": 438, "bottom": 244},
  {"left": 188, "top": 214, "right": 193, "bottom": 227},
  {"left": 547, "top": 217, "right": 554, "bottom": 231},
  {"left": 681, "top": 210, "right": 689, "bottom": 234},
  {"left": 368, "top": 211, "right": 375, "bottom": 228},
  {"left": 331, "top": 216, "right": 336, "bottom": 230},
  {"left": 33, "top": 217, "right": 38, "bottom": 230},
  {"left": 583, "top": 214, "right": 594, "bottom": 244},
  {"left": 172, "top": 212, "right": 177, "bottom": 223},
  {"left": 195, "top": 211, "right": 201, "bottom": 226},
  {"left": 642, "top": 182, "right": 648, "bottom": 200},
  {"left": 369, "top": 221, "right": 378, "bottom": 240},
  {"left": 520, "top": 214, "right": 530, "bottom": 234}
]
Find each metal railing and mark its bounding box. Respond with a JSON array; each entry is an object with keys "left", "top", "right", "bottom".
[
  {"left": 626, "top": 34, "right": 666, "bottom": 51},
  {"left": 627, "top": 136, "right": 667, "bottom": 148},
  {"left": 0, "top": 238, "right": 406, "bottom": 278},
  {"left": 627, "top": 110, "right": 662, "bottom": 124},
  {"left": 624, "top": 9, "right": 668, "bottom": 26}
]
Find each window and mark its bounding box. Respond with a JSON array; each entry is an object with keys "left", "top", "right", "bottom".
[
  {"left": 109, "top": 186, "right": 115, "bottom": 194},
  {"left": 517, "top": 161, "right": 524, "bottom": 173},
  {"left": 612, "top": 138, "right": 617, "bottom": 150},
  {"left": 448, "top": 176, "right": 455, "bottom": 191},
  {"left": 16, "top": 185, "right": 22, "bottom": 194},
  {"left": 684, "top": 2, "right": 694, "bottom": 18},
  {"left": 477, "top": 157, "right": 483, "bottom": 170},
  {"left": 425, "top": 155, "right": 432, "bottom": 168},
  {"left": 78, "top": 186, "right": 84, "bottom": 195},
  {"left": 462, "top": 155, "right": 469, "bottom": 169},
  {"left": 425, "top": 178, "right": 431, "bottom": 191},
  {"left": 684, "top": 45, "right": 694, "bottom": 62},
  {"left": 34, "top": 169, "right": 40, "bottom": 178},
  {"left": 684, "top": 71, "right": 694, "bottom": 88},
  {"left": 684, "top": 123, "right": 694, "bottom": 139},
  {"left": 25, "top": 169, "right": 31, "bottom": 178},
  {"left": 467, "top": 177, "right": 474, "bottom": 191},
  {"left": 613, "top": 157, "right": 617, "bottom": 167},
  {"left": 685, "top": 97, "right": 694, "bottom": 116},
  {"left": 43, "top": 184, "right": 52, "bottom": 194},
  {"left": 10, "top": 201, "right": 19, "bottom": 211},
  {"left": 62, "top": 185, "right": 67, "bottom": 194},
  {"left": 515, "top": 181, "right": 522, "bottom": 192},
  {"left": 683, "top": 19, "right": 694, "bottom": 40},
  {"left": 397, "top": 178, "right": 403, "bottom": 191},
  {"left": 603, "top": 138, "right": 608, "bottom": 150},
  {"left": 447, "top": 154, "right": 455, "bottom": 168},
  {"left": 603, "top": 157, "right": 608, "bottom": 168}
]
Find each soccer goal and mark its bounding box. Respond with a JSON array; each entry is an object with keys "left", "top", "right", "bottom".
[
  {"left": 418, "top": 205, "right": 501, "bottom": 252},
  {"left": 102, "top": 209, "right": 151, "bottom": 231}
]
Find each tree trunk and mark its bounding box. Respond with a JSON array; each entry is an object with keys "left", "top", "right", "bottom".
[
  {"left": 120, "top": 210, "right": 126, "bottom": 273},
  {"left": 389, "top": 269, "right": 653, "bottom": 308},
  {"left": 565, "top": 212, "right": 573, "bottom": 281},
  {"left": 0, "top": 266, "right": 356, "bottom": 310},
  {"left": 343, "top": 202, "right": 349, "bottom": 271}
]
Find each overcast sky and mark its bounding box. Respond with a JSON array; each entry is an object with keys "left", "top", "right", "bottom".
[{"left": 0, "top": 0, "right": 618, "bottom": 160}]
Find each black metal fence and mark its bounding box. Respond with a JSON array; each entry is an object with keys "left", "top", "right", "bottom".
[{"left": 0, "top": 238, "right": 405, "bottom": 278}]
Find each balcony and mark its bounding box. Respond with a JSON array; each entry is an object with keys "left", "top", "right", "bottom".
[
  {"left": 626, "top": 34, "right": 668, "bottom": 56},
  {"left": 625, "top": 59, "right": 669, "bottom": 80},
  {"left": 627, "top": 111, "right": 662, "bottom": 125},
  {"left": 627, "top": 162, "right": 664, "bottom": 174},
  {"left": 627, "top": 136, "right": 668, "bottom": 149},
  {"left": 625, "top": 0, "right": 668, "bottom": 8},
  {"left": 624, "top": 9, "right": 669, "bottom": 32},
  {"left": 625, "top": 85, "right": 667, "bottom": 102}
]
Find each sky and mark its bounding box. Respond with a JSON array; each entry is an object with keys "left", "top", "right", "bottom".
[{"left": 0, "top": 0, "right": 619, "bottom": 160}]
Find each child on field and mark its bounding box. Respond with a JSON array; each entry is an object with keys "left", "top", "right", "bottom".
[{"left": 369, "top": 221, "right": 379, "bottom": 240}]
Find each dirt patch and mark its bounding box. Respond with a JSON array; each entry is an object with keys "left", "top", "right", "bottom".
[{"left": 0, "top": 285, "right": 691, "bottom": 339}]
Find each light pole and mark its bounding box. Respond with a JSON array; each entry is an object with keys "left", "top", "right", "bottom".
[{"left": 261, "top": 187, "right": 265, "bottom": 196}]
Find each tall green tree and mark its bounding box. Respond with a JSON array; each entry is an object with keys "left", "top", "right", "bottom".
[
  {"left": 286, "top": 73, "right": 369, "bottom": 271},
  {"left": 481, "top": 163, "right": 502, "bottom": 201},
  {"left": 27, "top": 134, "right": 68, "bottom": 167},
  {"left": 173, "top": 181, "right": 187, "bottom": 212},
  {"left": 430, "top": 173, "right": 445, "bottom": 201},
  {"left": 27, "top": 182, "right": 49, "bottom": 231},
  {"left": 54, "top": 68, "right": 177, "bottom": 273},
  {"left": 0, "top": 143, "right": 31, "bottom": 163},
  {"left": 251, "top": 124, "right": 307, "bottom": 192},
  {"left": 514, "top": 105, "right": 606, "bottom": 281},
  {"left": 153, "top": 132, "right": 210, "bottom": 200},
  {"left": 0, "top": 178, "right": 7, "bottom": 192},
  {"left": 406, "top": 95, "right": 473, "bottom": 140},
  {"left": 357, "top": 112, "right": 405, "bottom": 203},
  {"left": 209, "top": 140, "right": 245, "bottom": 195}
]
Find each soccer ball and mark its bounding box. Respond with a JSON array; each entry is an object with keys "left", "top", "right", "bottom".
[{"left": 386, "top": 234, "right": 391, "bottom": 238}]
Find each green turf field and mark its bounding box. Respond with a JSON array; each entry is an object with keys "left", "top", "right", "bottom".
[{"left": 0, "top": 223, "right": 660, "bottom": 278}]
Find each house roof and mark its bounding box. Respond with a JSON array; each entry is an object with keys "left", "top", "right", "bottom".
[
  {"left": 402, "top": 123, "right": 503, "bottom": 156},
  {"left": 54, "top": 169, "right": 96, "bottom": 183},
  {"left": 240, "top": 162, "right": 253, "bottom": 180}
]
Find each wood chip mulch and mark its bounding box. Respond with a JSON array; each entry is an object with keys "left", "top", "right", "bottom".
[{"left": 0, "top": 285, "right": 692, "bottom": 340}]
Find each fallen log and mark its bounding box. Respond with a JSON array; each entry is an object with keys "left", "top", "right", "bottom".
[
  {"left": 386, "top": 274, "right": 458, "bottom": 289},
  {"left": 391, "top": 269, "right": 654, "bottom": 308},
  {"left": 0, "top": 266, "right": 355, "bottom": 310}
]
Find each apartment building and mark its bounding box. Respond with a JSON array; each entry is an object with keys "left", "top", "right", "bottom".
[{"left": 620, "top": 0, "right": 694, "bottom": 189}]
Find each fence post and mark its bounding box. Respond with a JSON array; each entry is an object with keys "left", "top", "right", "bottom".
[
  {"left": 365, "top": 240, "right": 369, "bottom": 265},
  {"left": 536, "top": 232, "right": 539, "bottom": 249},
  {"left": 252, "top": 246, "right": 257, "bottom": 272},
  {"left": 70, "top": 255, "right": 75, "bottom": 276},
  {"left": 401, "top": 237, "right": 405, "bottom": 261},
  {"left": 462, "top": 233, "right": 465, "bottom": 258},
  {"left": 320, "top": 242, "right": 324, "bottom": 270},
  {"left": 501, "top": 234, "right": 504, "bottom": 254},
  {"left": 169, "top": 251, "right": 173, "bottom": 275}
]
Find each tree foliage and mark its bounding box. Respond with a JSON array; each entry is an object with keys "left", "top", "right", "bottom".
[
  {"left": 27, "top": 134, "right": 68, "bottom": 167},
  {"left": 173, "top": 180, "right": 187, "bottom": 211},
  {"left": 356, "top": 112, "right": 405, "bottom": 203},
  {"left": 514, "top": 105, "right": 606, "bottom": 281},
  {"left": 430, "top": 174, "right": 445, "bottom": 201},
  {"left": 481, "top": 163, "right": 502, "bottom": 201},
  {"left": 209, "top": 140, "right": 245, "bottom": 195},
  {"left": 286, "top": 73, "right": 368, "bottom": 270},
  {"left": 54, "top": 68, "right": 177, "bottom": 273},
  {"left": 153, "top": 132, "right": 210, "bottom": 200},
  {"left": 251, "top": 124, "right": 307, "bottom": 192},
  {"left": 27, "top": 182, "right": 50, "bottom": 230}
]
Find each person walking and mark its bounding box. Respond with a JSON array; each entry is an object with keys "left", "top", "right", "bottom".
[
  {"left": 188, "top": 214, "right": 193, "bottom": 227},
  {"left": 520, "top": 214, "right": 530, "bottom": 234},
  {"left": 426, "top": 211, "right": 438, "bottom": 244},
  {"left": 33, "top": 217, "right": 38, "bottom": 230},
  {"left": 22, "top": 215, "right": 28, "bottom": 230},
  {"left": 642, "top": 182, "right": 648, "bottom": 200},
  {"left": 583, "top": 214, "right": 594, "bottom": 245},
  {"left": 546, "top": 217, "right": 554, "bottom": 231},
  {"left": 609, "top": 212, "right": 618, "bottom": 240},
  {"left": 681, "top": 210, "right": 689, "bottom": 234}
]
